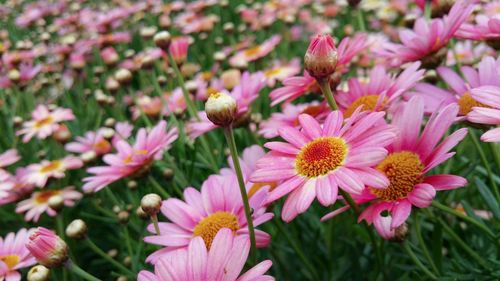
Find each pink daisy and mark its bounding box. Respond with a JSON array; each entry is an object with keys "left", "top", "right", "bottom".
[
  {"left": 262, "top": 59, "right": 301, "bottom": 87},
  {"left": 468, "top": 86, "right": 500, "bottom": 142},
  {"left": 83, "top": 121, "right": 178, "bottom": 192},
  {"left": 164, "top": 88, "right": 187, "bottom": 116},
  {"left": 0, "top": 168, "right": 35, "bottom": 206},
  {"left": 250, "top": 110, "right": 396, "bottom": 222},
  {"left": 336, "top": 62, "right": 424, "bottom": 118},
  {"left": 0, "top": 228, "right": 36, "bottom": 281},
  {"left": 24, "top": 156, "right": 83, "bottom": 188},
  {"left": 378, "top": 0, "right": 474, "bottom": 67},
  {"left": 144, "top": 173, "right": 272, "bottom": 264},
  {"left": 456, "top": 2, "right": 500, "bottom": 43},
  {"left": 0, "top": 63, "right": 42, "bottom": 89},
  {"left": 0, "top": 150, "right": 20, "bottom": 179},
  {"left": 445, "top": 41, "right": 495, "bottom": 66},
  {"left": 354, "top": 96, "right": 468, "bottom": 239},
  {"left": 186, "top": 71, "right": 265, "bottom": 139},
  {"left": 139, "top": 229, "right": 274, "bottom": 281},
  {"left": 229, "top": 35, "right": 281, "bottom": 67},
  {"left": 65, "top": 130, "right": 112, "bottom": 156},
  {"left": 16, "top": 186, "right": 82, "bottom": 222},
  {"left": 16, "top": 105, "right": 75, "bottom": 143}
]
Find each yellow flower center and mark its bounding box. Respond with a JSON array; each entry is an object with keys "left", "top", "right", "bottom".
[
  {"left": 40, "top": 160, "right": 62, "bottom": 173},
  {"left": 458, "top": 92, "right": 489, "bottom": 116},
  {"left": 0, "top": 255, "right": 20, "bottom": 269},
  {"left": 243, "top": 46, "right": 262, "bottom": 57},
  {"left": 94, "top": 139, "right": 111, "bottom": 151},
  {"left": 248, "top": 182, "right": 277, "bottom": 198},
  {"left": 264, "top": 68, "right": 282, "bottom": 77},
  {"left": 193, "top": 211, "right": 240, "bottom": 249},
  {"left": 295, "top": 137, "right": 348, "bottom": 178},
  {"left": 34, "top": 116, "right": 54, "bottom": 128},
  {"left": 123, "top": 150, "right": 149, "bottom": 164},
  {"left": 35, "top": 190, "right": 60, "bottom": 204},
  {"left": 370, "top": 151, "right": 424, "bottom": 201},
  {"left": 344, "top": 95, "right": 388, "bottom": 118}
]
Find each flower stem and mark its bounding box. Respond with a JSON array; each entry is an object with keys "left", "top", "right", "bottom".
[
  {"left": 151, "top": 214, "right": 161, "bottom": 235},
  {"left": 85, "top": 238, "right": 133, "bottom": 276},
  {"left": 223, "top": 126, "right": 257, "bottom": 264},
  {"left": 414, "top": 213, "right": 440, "bottom": 275},
  {"left": 148, "top": 175, "right": 170, "bottom": 198},
  {"left": 356, "top": 9, "right": 366, "bottom": 32},
  {"left": 318, "top": 79, "right": 338, "bottom": 111},
  {"left": 403, "top": 242, "right": 438, "bottom": 280},
  {"left": 470, "top": 130, "right": 500, "bottom": 202},
  {"left": 65, "top": 260, "right": 102, "bottom": 281},
  {"left": 167, "top": 52, "right": 198, "bottom": 119}
]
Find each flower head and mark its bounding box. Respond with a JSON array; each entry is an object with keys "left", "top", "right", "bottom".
[
  {"left": 0, "top": 228, "right": 37, "bottom": 281},
  {"left": 16, "top": 105, "right": 75, "bottom": 143},
  {"left": 205, "top": 92, "right": 237, "bottom": 127},
  {"left": 26, "top": 228, "right": 68, "bottom": 268},
  {"left": 24, "top": 156, "right": 83, "bottom": 188},
  {"left": 468, "top": 86, "right": 500, "bottom": 142}
]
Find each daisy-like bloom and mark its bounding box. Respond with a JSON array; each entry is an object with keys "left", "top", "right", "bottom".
[
  {"left": 0, "top": 63, "right": 42, "bottom": 89},
  {"left": 378, "top": 0, "right": 474, "bottom": 67},
  {"left": 0, "top": 168, "right": 35, "bottom": 206},
  {"left": 164, "top": 88, "right": 187, "bottom": 116},
  {"left": 456, "top": 1, "right": 500, "bottom": 47},
  {"left": 144, "top": 174, "right": 272, "bottom": 264},
  {"left": 353, "top": 97, "right": 468, "bottom": 239},
  {"left": 0, "top": 149, "right": 20, "bottom": 178},
  {"left": 229, "top": 35, "right": 281, "bottom": 67},
  {"left": 250, "top": 110, "right": 396, "bottom": 222},
  {"left": 130, "top": 95, "right": 164, "bottom": 120},
  {"left": 83, "top": 121, "right": 178, "bottom": 193},
  {"left": 16, "top": 104, "right": 75, "bottom": 143},
  {"left": 139, "top": 229, "right": 274, "bottom": 281},
  {"left": 262, "top": 58, "right": 301, "bottom": 87},
  {"left": 269, "top": 33, "right": 367, "bottom": 105},
  {"left": 187, "top": 72, "right": 265, "bottom": 139},
  {"left": 24, "top": 156, "right": 83, "bottom": 188},
  {"left": 410, "top": 56, "right": 500, "bottom": 115},
  {"left": 0, "top": 228, "right": 36, "bottom": 281},
  {"left": 336, "top": 62, "right": 424, "bottom": 118},
  {"left": 468, "top": 86, "right": 500, "bottom": 142},
  {"left": 16, "top": 186, "right": 82, "bottom": 222},
  {"left": 445, "top": 41, "right": 495, "bottom": 66},
  {"left": 258, "top": 102, "right": 329, "bottom": 139},
  {"left": 65, "top": 130, "right": 112, "bottom": 156}
]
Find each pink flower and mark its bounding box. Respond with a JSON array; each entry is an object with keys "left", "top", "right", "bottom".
[
  {"left": 262, "top": 59, "right": 301, "bottom": 87},
  {"left": 468, "top": 86, "right": 500, "bottom": 142},
  {"left": 0, "top": 228, "right": 37, "bottom": 281},
  {"left": 16, "top": 186, "right": 82, "bottom": 222},
  {"left": 336, "top": 62, "right": 424, "bottom": 118},
  {"left": 139, "top": 229, "right": 274, "bottom": 281},
  {"left": 304, "top": 34, "right": 338, "bottom": 79},
  {"left": 456, "top": 7, "right": 500, "bottom": 41},
  {"left": 0, "top": 149, "right": 20, "bottom": 177},
  {"left": 143, "top": 174, "right": 272, "bottom": 264},
  {"left": 83, "top": 121, "right": 178, "bottom": 192},
  {"left": 229, "top": 35, "right": 281, "bottom": 67},
  {"left": 187, "top": 72, "right": 265, "bottom": 139},
  {"left": 164, "top": 88, "right": 187, "bottom": 115},
  {"left": 26, "top": 227, "right": 68, "bottom": 268},
  {"left": 0, "top": 168, "right": 35, "bottom": 206},
  {"left": 65, "top": 130, "right": 112, "bottom": 156},
  {"left": 378, "top": 0, "right": 474, "bottom": 67},
  {"left": 445, "top": 41, "right": 495, "bottom": 66},
  {"left": 169, "top": 37, "right": 190, "bottom": 65},
  {"left": 24, "top": 156, "right": 83, "bottom": 188},
  {"left": 0, "top": 63, "right": 42, "bottom": 89},
  {"left": 354, "top": 97, "right": 467, "bottom": 239},
  {"left": 16, "top": 105, "right": 75, "bottom": 143},
  {"left": 250, "top": 110, "right": 396, "bottom": 222}
]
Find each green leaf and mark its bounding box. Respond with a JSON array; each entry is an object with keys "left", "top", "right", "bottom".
[{"left": 475, "top": 177, "right": 500, "bottom": 220}]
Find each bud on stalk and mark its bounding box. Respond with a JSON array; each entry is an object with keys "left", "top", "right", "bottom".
[{"left": 304, "top": 34, "right": 338, "bottom": 80}]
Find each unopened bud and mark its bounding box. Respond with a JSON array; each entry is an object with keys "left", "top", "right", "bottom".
[
  {"left": 136, "top": 206, "right": 149, "bottom": 220},
  {"left": 48, "top": 195, "right": 64, "bottom": 211},
  {"left": 66, "top": 219, "right": 87, "bottom": 240},
  {"left": 154, "top": 31, "right": 171, "bottom": 50},
  {"left": 392, "top": 223, "right": 409, "bottom": 243},
  {"left": 114, "top": 69, "right": 132, "bottom": 84},
  {"left": 140, "top": 194, "right": 162, "bottom": 216},
  {"left": 26, "top": 227, "right": 69, "bottom": 268},
  {"left": 27, "top": 265, "right": 50, "bottom": 281},
  {"left": 118, "top": 211, "right": 129, "bottom": 223},
  {"left": 304, "top": 34, "right": 338, "bottom": 80},
  {"left": 205, "top": 92, "right": 237, "bottom": 127}
]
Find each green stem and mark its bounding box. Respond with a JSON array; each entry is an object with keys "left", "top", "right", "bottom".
[
  {"left": 403, "top": 242, "right": 438, "bottom": 280},
  {"left": 424, "top": 2, "right": 432, "bottom": 20},
  {"left": 470, "top": 130, "right": 499, "bottom": 202},
  {"left": 65, "top": 260, "right": 102, "bottom": 281},
  {"left": 356, "top": 8, "right": 366, "bottom": 32},
  {"left": 318, "top": 79, "right": 338, "bottom": 111},
  {"left": 85, "top": 238, "right": 133, "bottom": 276},
  {"left": 431, "top": 201, "right": 496, "bottom": 239},
  {"left": 223, "top": 126, "right": 257, "bottom": 264},
  {"left": 148, "top": 175, "right": 170, "bottom": 198},
  {"left": 414, "top": 214, "right": 440, "bottom": 275},
  {"left": 167, "top": 52, "right": 198, "bottom": 119}
]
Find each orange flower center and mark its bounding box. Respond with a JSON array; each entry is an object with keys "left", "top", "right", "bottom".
[
  {"left": 0, "top": 254, "right": 20, "bottom": 269},
  {"left": 193, "top": 211, "right": 240, "bottom": 249},
  {"left": 293, "top": 105, "right": 323, "bottom": 126},
  {"left": 94, "top": 139, "right": 111, "bottom": 151},
  {"left": 35, "top": 190, "right": 60, "bottom": 204},
  {"left": 264, "top": 68, "right": 282, "bottom": 77},
  {"left": 458, "top": 92, "right": 489, "bottom": 116},
  {"left": 123, "top": 150, "right": 149, "bottom": 164},
  {"left": 295, "top": 137, "right": 347, "bottom": 178},
  {"left": 370, "top": 151, "right": 424, "bottom": 201},
  {"left": 344, "top": 95, "right": 388, "bottom": 118},
  {"left": 34, "top": 116, "right": 54, "bottom": 128},
  {"left": 243, "top": 46, "right": 262, "bottom": 57},
  {"left": 40, "top": 160, "right": 62, "bottom": 173},
  {"left": 248, "top": 182, "right": 278, "bottom": 198}
]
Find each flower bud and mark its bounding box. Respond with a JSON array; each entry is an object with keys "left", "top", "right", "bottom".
[
  {"left": 114, "top": 68, "right": 132, "bottom": 84},
  {"left": 48, "top": 195, "right": 64, "bottom": 211},
  {"left": 153, "top": 31, "right": 171, "bottom": 50},
  {"left": 169, "top": 37, "right": 190, "bottom": 65},
  {"left": 141, "top": 193, "right": 162, "bottom": 216},
  {"left": 221, "top": 69, "right": 241, "bottom": 90},
  {"left": 26, "top": 227, "right": 69, "bottom": 268},
  {"left": 205, "top": 92, "right": 237, "bottom": 127},
  {"left": 66, "top": 219, "right": 88, "bottom": 240},
  {"left": 136, "top": 206, "right": 149, "bottom": 220},
  {"left": 304, "top": 34, "right": 338, "bottom": 80},
  {"left": 8, "top": 69, "right": 20, "bottom": 82},
  {"left": 27, "top": 265, "right": 50, "bottom": 281},
  {"left": 118, "top": 211, "right": 129, "bottom": 223}
]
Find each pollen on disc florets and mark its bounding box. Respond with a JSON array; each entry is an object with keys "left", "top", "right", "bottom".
[
  {"left": 295, "top": 137, "right": 348, "bottom": 178},
  {"left": 371, "top": 151, "right": 424, "bottom": 201},
  {"left": 344, "top": 95, "right": 388, "bottom": 118},
  {"left": 458, "top": 92, "right": 489, "bottom": 116},
  {"left": 193, "top": 211, "right": 240, "bottom": 249}
]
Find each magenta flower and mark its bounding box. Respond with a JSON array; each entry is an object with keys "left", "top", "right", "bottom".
[
  {"left": 144, "top": 173, "right": 272, "bottom": 264},
  {"left": 456, "top": 3, "right": 500, "bottom": 42},
  {"left": 0, "top": 228, "right": 37, "bottom": 281},
  {"left": 468, "top": 86, "right": 500, "bottom": 142},
  {"left": 250, "top": 110, "right": 396, "bottom": 222},
  {"left": 229, "top": 35, "right": 281, "bottom": 67},
  {"left": 65, "top": 130, "right": 112, "bottom": 156},
  {"left": 169, "top": 37, "right": 190, "bottom": 65},
  {"left": 0, "top": 168, "right": 35, "bottom": 206},
  {"left": 83, "top": 121, "right": 178, "bottom": 192},
  {"left": 139, "top": 229, "right": 274, "bottom": 281},
  {"left": 354, "top": 97, "right": 467, "bottom": 239},
  {"left": 16, "top": 105, "right": 75, "bottom": 143}
]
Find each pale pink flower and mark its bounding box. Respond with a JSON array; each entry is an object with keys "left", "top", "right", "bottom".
[
  {"left": 0, "top": 63, "right": 42, "bottom": 89},
  {"left": 250, "top": 110, "right": 396, "bottom": 222},
  {"left": 468, "top": 86, "right": 500, "bottom": 142},
  {"left": 164, "top": 88, "right": 187, "bottom": 115},
  {"left": 0, "top": 168, "right": 35, "bottom": 206},
  {"left": 0, "top": 228, "right": 36, "bottom": 281},
  {"left": 0, "top": 150, "right": 20, "bottom": 176},
  {"left": 65, "top": 130, "right": 112, "bottom": 156},
  {"left": 139, "top": 229, "right": 274, "bottom": 281},
  {"left": 24, "top": 156, "right": 83, "bottom": 188},
  {"left": 263, "top": 59, "right": 301, "bottom": 87},
  {"left": 16, "top": 186, "right": 82, "bottom": 222},
  {"left": 229, "top": 35, "right": 281, "bottom": 67},
  {"left": 16, "top": 105, "right": 75, "bottom": 143},
  {"left": 83, "top": 121, "right": 178, "bottom": 192},
  {"left": 144, "top": 174, "right": 272, "bottom": 264},
  {"left": 445, "top": 41, "right": 495, "bottom": 66},
  {"left": 456, "top": 2, "right": 500, "bottom": 42},
  {"left": 352, "top": 97, "right": 467, "bottom": 239}
]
